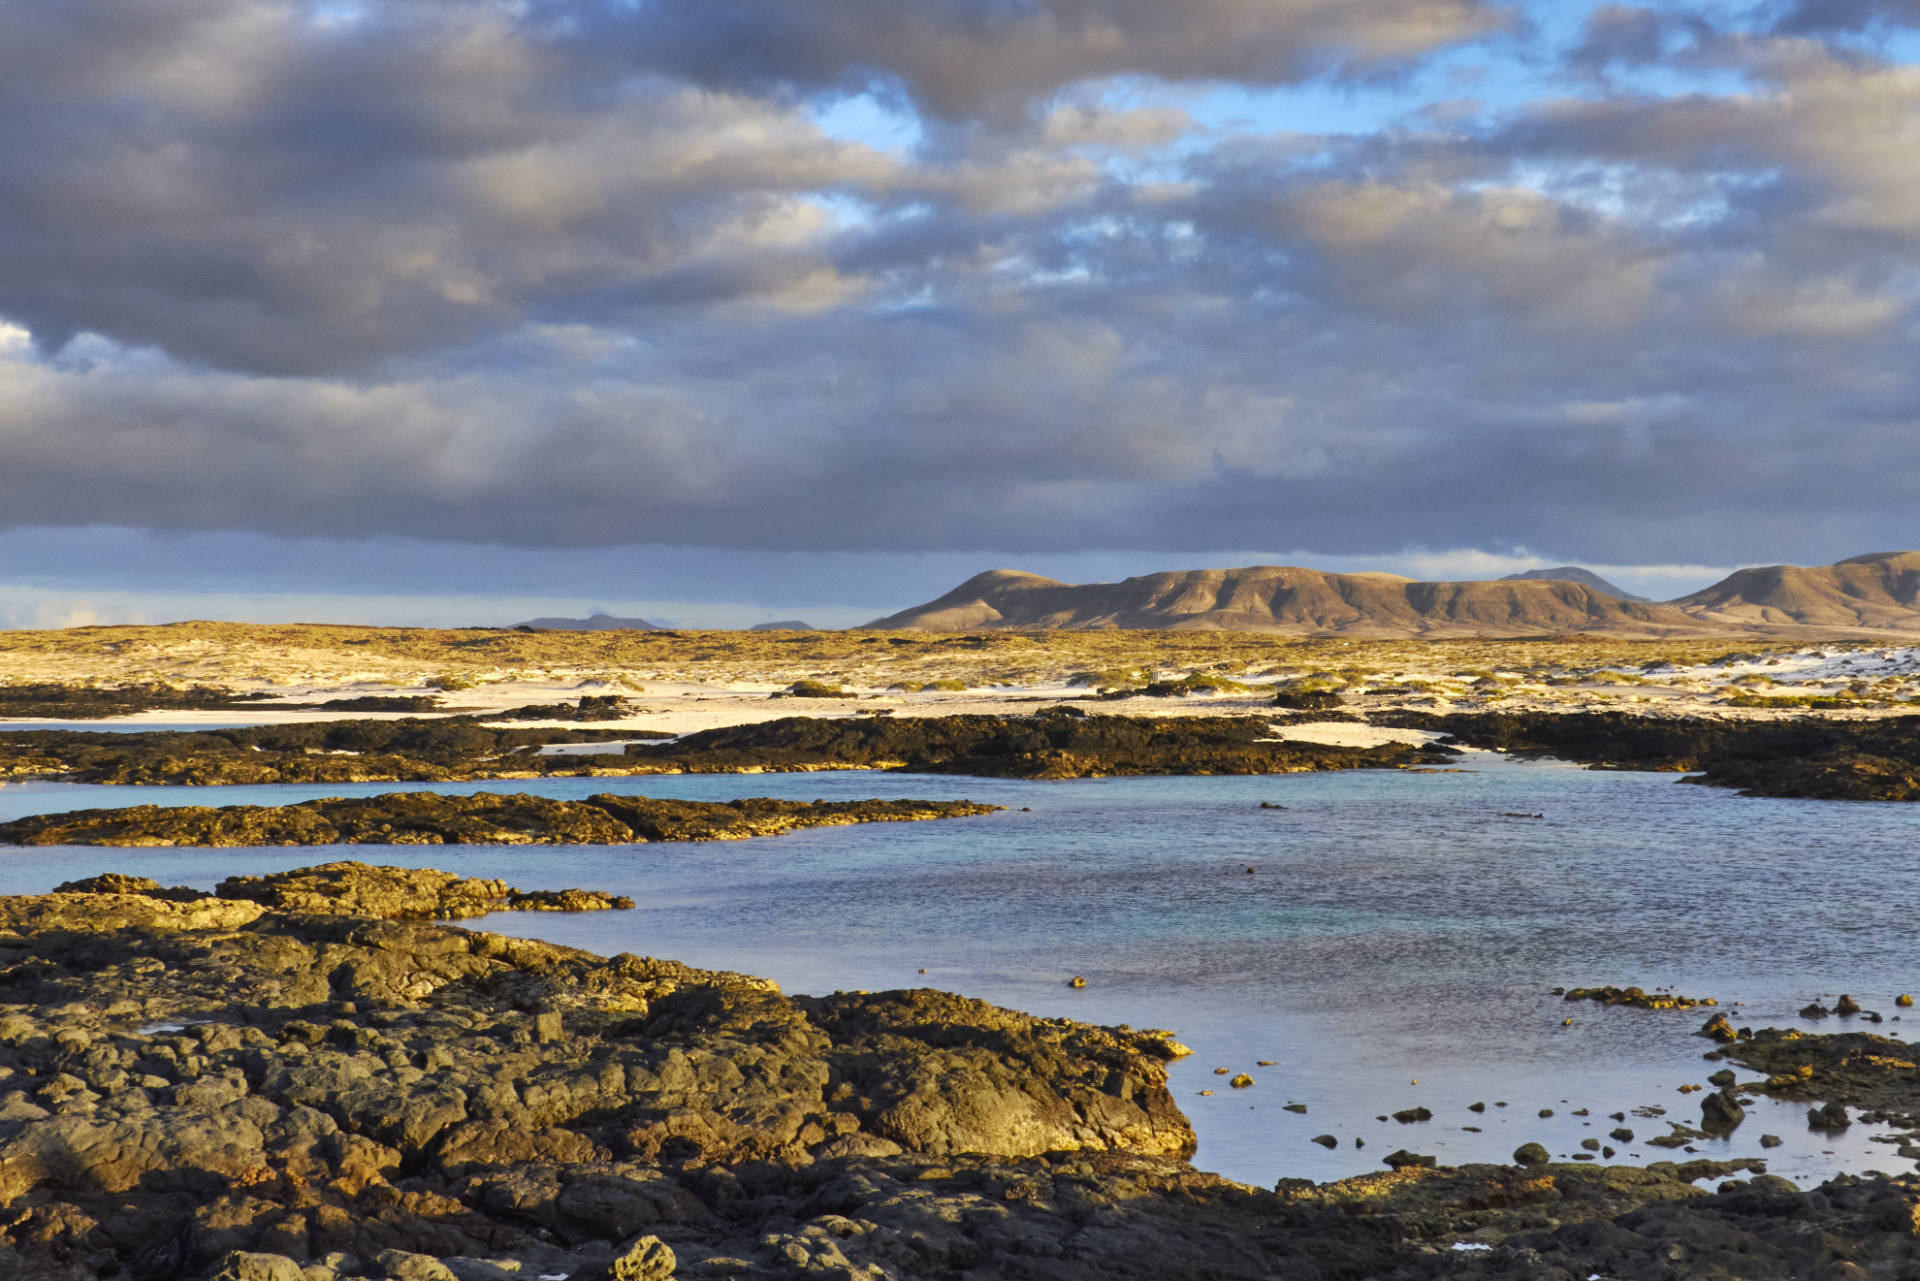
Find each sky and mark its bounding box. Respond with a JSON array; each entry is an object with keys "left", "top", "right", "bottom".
[{"left": 2, "top": 0, "right": 1917, "bottom": 629}]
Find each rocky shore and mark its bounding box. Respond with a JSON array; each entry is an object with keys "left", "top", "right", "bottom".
[
  {"left": 0, "top": 875, "right": 1916, "bottom": 1280},
  {"left": 7, "top": 704, "right": 1918, "bottom": 799},
  {"left": 619, "top": 708, "right": 1458, "bottom": 779},
  {"left": 0, "top": 718, "right": 646, "bottom": 787},
  {"left": 0, "top": 708, "right": 1459, "bottom": 787},
  {"left": 1375, "top": 709, "right": 1920, "bottom": 801},
  {"left": 0, "top": 793, "right": 1000, "bottom": 848}
]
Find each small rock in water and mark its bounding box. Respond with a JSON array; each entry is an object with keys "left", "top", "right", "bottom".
[
  {"left": 1069, "top": 976, "right": 1087, "bottom": 988},
  {"left": 1214, "top": 1067, "right": 1230, "bottom": 1075},
  {"left": 1836, "top": 994, "right": 1861, "bottom": 1017},
  {"left": 1283, "top": 1102, "right": 1308, "bottom": 1114},
  {"left": 1257, "top": 1059, "right": 1277, "bottom": 1066},
  {"left": 1808, "top": 1101, "right": 1851, "bottom": 1131},
  {"left": 1230, "top": 1073, "right": 1254, "bottom": 1089},
  {"left": 1539, "top": 1108, "right": 1555, "bottom": 1117},
  {"left": 1392, "top": 1107, "right": 1432, "bottom": 1123},
  {"left": 1701, "top": 1089, "right": 1745, "bottom": 1128},
  {"left": 1897, "top": 994, "right": 1914, "bottom": 1008},
  {"left": 1801, "top": 1002, "right": 1831, "bottom": 1019},
  {"left": 1760, "top": 1133, "right": 1784, "bottom": 1148},
  {"left": 1512, "top": 1142, "right": 1550, "bottom": 1167},
  {"left": 1311, "top": 1134, "right": 1338, "bottom": 1149},
  {"left": 1468, "top": 1101, "right": 1486, "bottom": 1113}
]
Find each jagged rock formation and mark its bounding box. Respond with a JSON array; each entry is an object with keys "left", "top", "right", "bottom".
[
  {"left": 867, "top": 567, "right": 1714, "bottom": 636},
  {"left": 1673, "top": 550, "right": 1920, "bottom": 630},
  {"left": 0, "top": 793, "right": 1000, "bottom": 847},
  {"left": 1500, "top": 566, "right": 1645, "bottom": 600}
]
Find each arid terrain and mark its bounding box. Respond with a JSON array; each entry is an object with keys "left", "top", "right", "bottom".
[{"left": 2, "top": 622, "right": 1918, "bottom": 739}]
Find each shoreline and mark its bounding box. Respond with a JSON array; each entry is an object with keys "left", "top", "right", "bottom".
[{"left": 0, "top": 871, "right": 1915, "bottom": 1279}]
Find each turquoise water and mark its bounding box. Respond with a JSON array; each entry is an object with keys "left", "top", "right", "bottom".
[{"left": 1, "top": 755, "right": 1917, "bottom": 1188}]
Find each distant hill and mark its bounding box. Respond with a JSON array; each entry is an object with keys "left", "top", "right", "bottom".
[
  {"left": 512, "top": 613, "right": 661, "bottom": 631},
  {"left": 748, "top": 620, "right": 820, "bottom": 632},
  {"left": 1500, "top": 567, "right": 1645, "bottom": 601},
  {"left": 865, "top": 567, "right": 1712, "bottom": 637},
  {"left": 1673, "top": 551, "right": 1920, "bottom": 630}
]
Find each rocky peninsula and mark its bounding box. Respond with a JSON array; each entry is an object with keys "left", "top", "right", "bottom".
[
  {"left": 0, "top": 793, "right": 1000, "bottom": 848},
  {"left": 0, "top": 874, "right": 1915, "bottom": 1280},
  {"left": 618, "top": 708, "right": 1458, "bottom": 779},
  {"left": 1375, "top": 709, "right": 1920, "bottom": 801}
]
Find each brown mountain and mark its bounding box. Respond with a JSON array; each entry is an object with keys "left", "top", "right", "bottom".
[
  {"left": 864, "top": 567, "right": 1714, "bottom": 637},
  {"left": 1500, "top": 566, "right": 1645, "bottom": 601},
  {"left": 1673, "top": 551, "right": 1920, "bottom": 630}
]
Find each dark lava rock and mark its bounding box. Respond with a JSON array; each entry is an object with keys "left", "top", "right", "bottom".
[
  {"left": 53, "top": 873, "right": 207, "bottom": 902},
  {"left": 1513, "top": 1142, "right": 1551, "bottom": 1166},
  {"left": 624, "top": 708, "right": 1457, "bottom": 780},
  {"left": 1271, "top": 690, "right": 1345, "bottom": 711},
  {"left": 213, "top": 862, "right": 633, "bottom": 919},
  {"left": 0, "top": 717, "right": 647, "bottom": 786},
  {"left": 0, "top": 682, "right": 275, "bottom": 719},
  {"left": 1701, "top": 1089, "right": 1745, "bottom": 1128},
  {"left": 1563, "top": 984, "right": 1718, "bottom": 1010},
  {"left": 0, "top": 792, "right": 999, "bottom": 847},
  {"left": 1372, "top": 709, "right": 1920, "bottom": 802},
  {"left": 482, "top": 695, "right": 646, "bottom": 722},
  {"left": 1, "top": 886, "right": 1918, "bottom": 1281}
]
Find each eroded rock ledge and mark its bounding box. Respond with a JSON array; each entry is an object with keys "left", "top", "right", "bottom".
[
  {"left": 51, "top": 864, "right": 634, "bottom": 921},
  {"left": 0, "top": 880, "right": 1917, "bottom": 1279},
  {"left": 0, "top": 792, "right": 1000, "bottom": 848}
]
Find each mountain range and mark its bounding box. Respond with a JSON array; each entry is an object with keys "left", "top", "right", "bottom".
[{"left": 864, "top": 551, "right": 1920, "bottom": 637}]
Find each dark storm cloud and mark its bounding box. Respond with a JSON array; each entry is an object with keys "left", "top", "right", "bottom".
[{"left": 0, "top": 0, "right": 1917, "bottom": 579}]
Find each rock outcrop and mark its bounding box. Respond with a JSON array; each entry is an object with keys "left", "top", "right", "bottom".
[
  {"left": 1375, "top": 709, "right": 1920, "bottom": 801},
  {"left": 627, "top": 708, "right": 1458, "bottom": 779},
  {"left": 0, "top": 792, "right": 1000, "bottom": 847},
  {"left": 0, "top": 885, "right": 1916, "bottom": 1279}
]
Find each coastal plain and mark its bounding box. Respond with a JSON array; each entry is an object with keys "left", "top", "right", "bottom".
[{"left": 2, "top": 623, "right": 1920, "bottom": 1278}]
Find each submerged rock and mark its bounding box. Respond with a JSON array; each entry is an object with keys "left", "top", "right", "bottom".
[{"left": 1564, "top": 984, "right": 1717, "bottom": 1010}]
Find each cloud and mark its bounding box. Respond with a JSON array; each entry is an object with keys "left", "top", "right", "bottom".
[
  {"left": 1, "top": 0, "right": 1919, "bottom": 596},
  {"left": 611, "top": 0, "right": 1509, "bottom": 120}
]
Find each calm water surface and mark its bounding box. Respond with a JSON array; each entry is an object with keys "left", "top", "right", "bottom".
[{"left": 1, "top": 754, "right": 1916, "bottom": 1188}]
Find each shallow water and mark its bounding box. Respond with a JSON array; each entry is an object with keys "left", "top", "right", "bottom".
[{"left": 1, "top": 755, "right": 1916, "bottom": 1189}]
